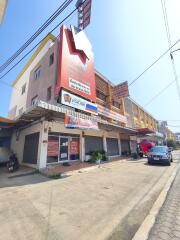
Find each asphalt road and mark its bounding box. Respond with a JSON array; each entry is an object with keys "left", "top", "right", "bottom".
[{"left": 0, "top": 154, "right": 179, "bottom": 240}]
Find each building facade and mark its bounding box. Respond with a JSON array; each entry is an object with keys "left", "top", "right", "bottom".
[{"left": 7, "top": 27, "right": 164, "bottom": 170}]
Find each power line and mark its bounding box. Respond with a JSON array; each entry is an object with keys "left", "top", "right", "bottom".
[
  {"left": 161, "top": 0, "right": 180, "bottom": 100},
  {"left": 0, "top": 0, "right": 74, "bottom": 74},
  {"left": 0, "top": 5, "right": 78, "bottom": 88},
  {"left": 144, "top": 79, "right": 176, "bottom": 107}
]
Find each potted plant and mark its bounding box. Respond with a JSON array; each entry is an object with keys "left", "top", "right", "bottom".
[{"left": 91, "top": 151, "right": 103, "bottom": 164}]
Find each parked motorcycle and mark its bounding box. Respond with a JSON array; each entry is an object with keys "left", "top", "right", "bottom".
[{"left": 7, "top": 153, "right": 19, "bottom": 173}]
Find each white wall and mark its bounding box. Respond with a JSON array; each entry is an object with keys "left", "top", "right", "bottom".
[{"left": 9, "top": 40, "right": 55, "bottom": 119}]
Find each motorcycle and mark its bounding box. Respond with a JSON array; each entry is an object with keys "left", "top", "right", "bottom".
[{"left": 7, "top": 153, "right": 19, "bottom": 173}]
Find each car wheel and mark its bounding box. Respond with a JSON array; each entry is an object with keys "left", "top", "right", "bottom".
[
  {"left": 148, "top": 160, "right": 151, "bottom": 165},
  {"left": 171, "top": 158, "right": 173, "bottom": 162},
  {"left": 167, "top": 161, "right": 171, "bottom": 166}
]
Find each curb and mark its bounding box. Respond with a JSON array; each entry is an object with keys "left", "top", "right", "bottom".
[{"left": 132, "top": 162, "right": 180, "bottom": 240}]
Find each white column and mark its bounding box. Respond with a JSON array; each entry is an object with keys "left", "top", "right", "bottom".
[
  {"left": 37, "top": 121, "right": 48, "bottom": 169},
  {"left": 118, "top": 137, "right": 122, "bottom": 156},
  {"left": 103, "top": 134, "right": 107, "bottom": 152},
  {"left": 80, "top": 134, "right": 85, "bottom": 162}
]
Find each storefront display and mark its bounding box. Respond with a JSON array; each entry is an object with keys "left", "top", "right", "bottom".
[{"left": 47, "top": 133, "right": 80, "bottom": 163}]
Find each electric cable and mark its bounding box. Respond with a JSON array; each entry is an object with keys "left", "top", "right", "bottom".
[
  {"left": 0, "top": 5, "right": 78, "bottom": 88},
  {"left": 0, "top": 0, "right": 74, "bottom": 73}
]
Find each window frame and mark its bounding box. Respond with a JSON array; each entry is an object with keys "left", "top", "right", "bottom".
[
  {"left": 47, "top": 86, "right": 52, "bottom": 101},
  {"left": 34, "top": 67, "right": 41, "bottom": 80},
  {"left": 21, "top": 83, "right": 26, "bottom": 95},
  {"left": 49, "top": 53, "right": 54, "bottom": 66}
]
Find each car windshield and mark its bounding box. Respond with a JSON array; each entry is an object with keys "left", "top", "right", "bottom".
[{"left": 151, "top": 147, "right": 167, "bottom": 153}]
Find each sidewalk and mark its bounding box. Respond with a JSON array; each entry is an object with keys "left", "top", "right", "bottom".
[{"left": 148, "top": 167, "right": 180, "bottom": 240}]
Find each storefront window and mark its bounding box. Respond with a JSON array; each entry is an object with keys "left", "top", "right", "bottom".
[
  {"left": 47, "top": 136, "right": 59, "bottom": 163},
  {"left": 47, "top": 134, "right": 80, "bottom": 163}
]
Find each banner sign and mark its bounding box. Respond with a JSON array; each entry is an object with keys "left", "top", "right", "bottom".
[
  {"left": 61, "top": 90, "right": 97, "bottom": 114},
  {"left": 76, "top": 0, "right": 92, "bottom": 30},
  {"left": 113, "top": 81, "right": 129, "bottom": 98},
  {"left": 65, "top": 115, "right": 98, "bottom": 130},
  {"left": 47, "top": 139, "right": 59, "bottom": 157},
  {"left": 55, "top": 25, "right": 96, "bottom": 102},
  {"left": 97, "top": 104, "right": 127, "bottom": 124}
]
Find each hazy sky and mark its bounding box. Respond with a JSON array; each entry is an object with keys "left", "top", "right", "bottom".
[{"left": 0, "top": 0, "right": 180, "bottom": 132}]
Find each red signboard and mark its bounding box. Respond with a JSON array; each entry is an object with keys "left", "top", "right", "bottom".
[
  {"left": 113, "top": 81, "right": 129, "bottom": 98},
  {"left": 55, "top": 25, "right": 96, "bottom": 102}
]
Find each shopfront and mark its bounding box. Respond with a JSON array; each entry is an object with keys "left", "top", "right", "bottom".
[{"left": 47, "top": 133, "right": 80, "bottom": 164}]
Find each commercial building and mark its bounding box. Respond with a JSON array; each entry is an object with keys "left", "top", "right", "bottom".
[
  {"left": 5, "top": 26, "right": 164, "bottom": 170},
  {"left": 0, "top": 0, "right": 7, "bottom": 24}
]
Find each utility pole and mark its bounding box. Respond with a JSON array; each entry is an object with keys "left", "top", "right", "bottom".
[{"left": 170, "top": 50, "right": 180, "bottom": 100}]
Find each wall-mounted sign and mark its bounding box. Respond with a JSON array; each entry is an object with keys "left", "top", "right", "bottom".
[
  {"left": 76, "top": 0, "right": 92, "bottom": 31},
  {"left": 65, "top": 115, "right": 98, "bottom": 130},
  {"left": 61, "top": 89, "right": 97, "bottom": 114},
  {"left": 113, "top": 81, "right": 129, "bottom": 98},
  {"left": 55, "top": 25, "right": 96, "bottom": 101},
  {"left": 97, "top": 104, "right": 127, "bottom": 124}
]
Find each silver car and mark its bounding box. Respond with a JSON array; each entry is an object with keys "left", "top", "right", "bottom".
[{"left": 147, "top": 146, "right": 173, "bottom": 166}]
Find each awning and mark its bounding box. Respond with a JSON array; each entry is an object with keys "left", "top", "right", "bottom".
[
  {"left": 0, "top": 116, "right": 16, "bottom": 128},
  {"left": 136, "top": 128, "right": 155, "bottom": 134},
  {"left": 15, "top": 100, "right": 137, "bottom": 134}
]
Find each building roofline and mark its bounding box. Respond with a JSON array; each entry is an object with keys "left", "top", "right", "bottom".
[
  {"left": 127, "top": 96, "right": 157, "bottom": 120},
  {"left": 12, "top": 33, "right": 56, "bottom": 87},
  {"left": 0, "top": 0, "right": 8, "bottom": 24}
]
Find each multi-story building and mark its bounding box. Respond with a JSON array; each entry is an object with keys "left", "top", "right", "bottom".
[
  {"left": 6, "top": 26, "right": 163, "bottom": 170},
  {"left": 0, "top": 0, "right": 7, "bottom": 24}
]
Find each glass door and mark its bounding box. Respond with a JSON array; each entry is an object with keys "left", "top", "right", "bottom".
[{"left": 59, "top": 137, "right": 69, "bottom": 161}]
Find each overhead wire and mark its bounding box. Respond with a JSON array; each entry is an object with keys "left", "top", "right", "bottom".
[
  {"left": 0, "top": 4, "right": 78, "bottom": 90},
  {"left": 162, "top": 0, "right": 180, "bottom": 100},
  {"left": 0, "top": 0, "right": 74, "bottom": 74}
]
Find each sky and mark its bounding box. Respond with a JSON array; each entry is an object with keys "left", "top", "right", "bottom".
[{"left": 0, "top": 0, "right": 180, "bottom": 132}]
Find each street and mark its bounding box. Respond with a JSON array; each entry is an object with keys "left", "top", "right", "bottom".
[
  {"left": 0, "top": 152, "right": 179, "bottom": 240},
  {"left": 148, "top": 150, "right": 180, "bottom": 240}
]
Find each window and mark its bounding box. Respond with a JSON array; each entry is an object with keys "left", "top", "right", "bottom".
[
  {"left": 21, "top": 84, "right": 26, "bottom": 95},
  {"left": 49, "top": 53, "right": 54, "bottom": 66},
  {"left": 34, "top": 67, "right": 41, "bottom": 80},
  {"left": 96, "top": 90, "right": 106, "bottom": 102},
  {"left": 31, "top": 95, "right": 38, "bottom": 106},
  {"left": 112, "top": 100, "right": 120, "bottom": 109},
  {"left": 47, "top": 86, "right": 51, "bottom": 101}
]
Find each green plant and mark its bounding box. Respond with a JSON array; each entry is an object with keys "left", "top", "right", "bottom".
[
  {"left": 49, "top": 173, "right": 62, "bottom": 179},
  {"left": 91, "top": 150, "right": 103, "bottom": 162},
  {"left": 99, "top": 150, "right": 108, "bottom": 161}
]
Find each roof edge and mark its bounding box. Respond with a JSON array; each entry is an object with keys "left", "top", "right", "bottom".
[{"left": 12, "top": 33, "right": 56, "bottom": 87}]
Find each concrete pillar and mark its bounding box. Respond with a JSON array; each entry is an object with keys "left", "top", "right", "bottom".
[
  {"left": 118, "top": 137, "right": 122, "bottom": 156},
  {"left": 37, "top": 121, "right": 48, "bottom": 169},
  {"left": 80, "top": 134, "right": 85, "bottom": 162},
  {"left": 103, "top": 134, "right": 107, "bottom": 152}
]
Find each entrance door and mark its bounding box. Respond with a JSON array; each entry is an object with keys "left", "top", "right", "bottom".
[
  {"left": 23, "top": 132, "right": 39, "bottom": 164},
  {"left": 59, "top": 137, "right": 69, "bottom": 161}
]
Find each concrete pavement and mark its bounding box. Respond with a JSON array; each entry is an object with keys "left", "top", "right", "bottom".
[
  {"left": 148, "top": 150, "right": 180, "bottom": 240},
  {"left": 0, "top": 156, "right": 178, "bottom": 240}
]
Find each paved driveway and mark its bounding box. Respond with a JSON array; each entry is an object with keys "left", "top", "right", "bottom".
[{"left": 0, "top": 155, "right": 178, "bottom": 240}]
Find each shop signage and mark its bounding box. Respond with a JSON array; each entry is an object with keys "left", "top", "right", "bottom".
[
  {"left": 113, "top": 81, "right": 129, "bottom": 98},
  {"left": 55, "top": 25, "right": 96, "bottom": 102},
  {"left": 97, "top": 104, "right": 127, "bottom": 124},
  {"left": 61, "top": 90, "right": 97, "bottom": 114},
  {"left": 76, "top": 0, "right": 92, "bottom": 30},
  {"left": 47, "top": 139, "right": 59, "bottom": 157},
  {"left": 65, "top": 115, "right": 98, "bottom": 130}
]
